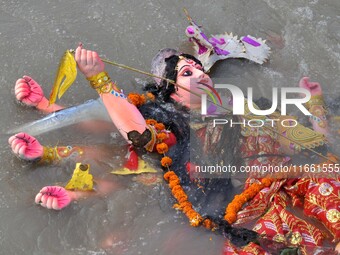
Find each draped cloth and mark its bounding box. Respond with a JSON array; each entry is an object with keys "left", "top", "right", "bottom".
[{"left": 222, "top": 114, "right": 339, "bottom": 254}]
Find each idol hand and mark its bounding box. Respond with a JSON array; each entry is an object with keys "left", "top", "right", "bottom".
[{"left": 75, "top": 43, "right": 105, "bottom": 78}]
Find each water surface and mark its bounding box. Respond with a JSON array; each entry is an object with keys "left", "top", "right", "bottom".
[{"left": 0, "top": 0, "right": 339, "bottom": 254}]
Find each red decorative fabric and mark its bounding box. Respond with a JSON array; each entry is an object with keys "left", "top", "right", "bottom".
[
  {"left": 240, "top": 134, "right": 288, "bottom": 179},
  {"left": 252, "top": 192, "right": 288, "bottom": 241},
  {"left": 303, "top": 178, "right": 340, "bottom": 241},
  {"left": 162, "top": 132, "right": 177, "bottom": 148},
  {"left": 123, "top": 146, "right": 139, "bottom": 170},
  {"left": 235, "top": 180, "right": 285, "bottom": 225},
  {"left": 234, "top": 130, "right": 340, "bottom": 251},
  {"left": 223, "top": 241, "right": 270, "bottom": 255}
]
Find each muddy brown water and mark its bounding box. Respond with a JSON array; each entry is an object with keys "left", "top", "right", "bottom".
[{"left": 0, "top": 0, "right": 339, "bottom": 254}]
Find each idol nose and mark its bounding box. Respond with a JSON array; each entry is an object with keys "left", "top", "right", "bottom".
[
  {"left": 197, "top": 71, "right": 207, "bottom": 79},
  {"left": 198, "top": 73, "right": 209, "bottom": 83}
]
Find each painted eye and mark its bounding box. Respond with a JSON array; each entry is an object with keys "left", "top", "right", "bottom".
[{"left": 183, "top": 70, "right": 192, "bottom": 76}]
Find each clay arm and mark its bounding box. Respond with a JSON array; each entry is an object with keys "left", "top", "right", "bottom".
[{"left": 74, "top": 45, "right": 147, "bottom": 141}]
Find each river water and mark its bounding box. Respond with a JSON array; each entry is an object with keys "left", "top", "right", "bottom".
[{"left": 0, "top": 0, "right": 339, "bottom": 254}]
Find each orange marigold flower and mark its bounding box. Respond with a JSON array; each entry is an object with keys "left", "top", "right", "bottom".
[
  {"left": 261, "top": 178, "right": 272, "bottom": 187},
  {"left": 189, "top": 215, "right": 202, "bottom": 227},
  {"left": 233, "top": 195, "right": 245, "bottom": 204},
  {"left": 146, "top": 119, "right": 157, "bottom": 125},
  {"left": 169, "top": 177, "right": 179, "bottom": 183},
  {"left": 169, "top": 180, "right": 180, "bottom": 189},
  {"left": 173, "top": 189, "right": 185, "bottom": 198},
  {"left": 140, "top": 94, "right": 146, "bottom": 105},
  {"left": 177, "top": 195, "right": 188, "bottom": 204},
  {"left": 183, "top": 205, "right": 193, "bottom": 214},
  {"left": 155, "top": 123, "right": 165, "bottom": 131},
  {"left": 234, "top": 194, "right": 241, "bottom": 200},
  {"left": 156, "top": 142, "right": 168, "bottom": 154},
  {"left": 127, "top": 93, "right": 142, "bottom": 106},
  {"left": 146, "top": 92, "right": 155, "bottom": 101},
  {"left": 233, "top": 201, "right": 243, "bottom": 210},
  {"left": 187, "top": 210, "right": 200, "bottom": 218},
  {"left": 169, "top": 178, "right": 179, "bottom": 185},
  {"left": 156, "top": 132, "right": 168, "bottom": 141},
  {"left": 243, "top": 190, "right": 253, "bottom": 199},
  {"left": 163, "top": 171, "right": 175, "bottom": 181},
  {"left": 161, "top": 156, "right": 173, "bottom": 167},
  {"left": 169, "top": 175, "right": 179, "bottom": 182},
  {"left": 180, "top": 201, "right": 192, "bottom": 209},
  {"left": 248, "top": 186, "right": 260, "bottom": 194},
  {"left": 173, "top": 203, "right": 181, "bottom": 209},
  {"left": 237, "top": 195, "right": 247, "bottom": 204},
  {"left": 186, "top": 210, "right": 195, "bottom": 217},
  {"left": 202, "top": 219, "right": 214, "bottom": 230},
  {"left": 172, "top": 185, "right": 183, "bottom": 194},
  {"left": 225, "top": 214, "right": 237, "bottom": 224}
]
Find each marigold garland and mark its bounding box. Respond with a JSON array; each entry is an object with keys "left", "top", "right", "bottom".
[
  {"left": 164, "top": 171, "right": 206, "bottom": 227},
  {"left": 138, "top": 117, "right": 282, "bottom": 236},
  {"left": 224, "top": 177, "right": 273, "bottom": 224},
  {"left": 222, "top": 153, "right": 340, "bottom": 224},
  {"left": 146, "top": 118, "right": 215, "bottom": 230},
  {"left": 161, "top": 156, "right": 172, "bottom": 167},
  {"left": 156, "top": 143, "right": 169, "bottom": 154},
  {"left": 146, "top": 117, "right": 275, "bottom": 231}
]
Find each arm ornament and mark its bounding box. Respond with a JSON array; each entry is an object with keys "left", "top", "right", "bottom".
[
  {"left": 86, "top": 71, "right": 123, "bottom": 95},
  {"left": 305, "top": 95, "right": 328, "bottom": 129},
  {"left": 39, "top": 146, "right": 84, "bottom": 164}
]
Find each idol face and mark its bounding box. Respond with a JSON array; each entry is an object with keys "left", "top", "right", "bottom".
[{"left": 171, "top": 59, "right": 213, "bottom": 108}]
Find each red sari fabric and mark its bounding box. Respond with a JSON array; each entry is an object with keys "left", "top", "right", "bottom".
[{"left": 223, "top": 131, "right": 340, "bottom": 254}]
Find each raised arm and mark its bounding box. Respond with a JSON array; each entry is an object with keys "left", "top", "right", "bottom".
[{"left": 75, "top": 44, "right": 147, "bottom": 141}]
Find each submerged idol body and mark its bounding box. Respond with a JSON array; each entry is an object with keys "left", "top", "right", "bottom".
[{"left": 9, "top": 44, "right": 339, "bottom": 254}]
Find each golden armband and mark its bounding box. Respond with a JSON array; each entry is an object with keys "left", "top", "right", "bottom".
[
  {"left": 38, "top": 146, "right": 84, "bottom": 164},
  {"left": 305, "top": 95, "right": 328, "bottom": 128},
  {"left": 86, "top": 71, "right": 121, "bottom": 94}
]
